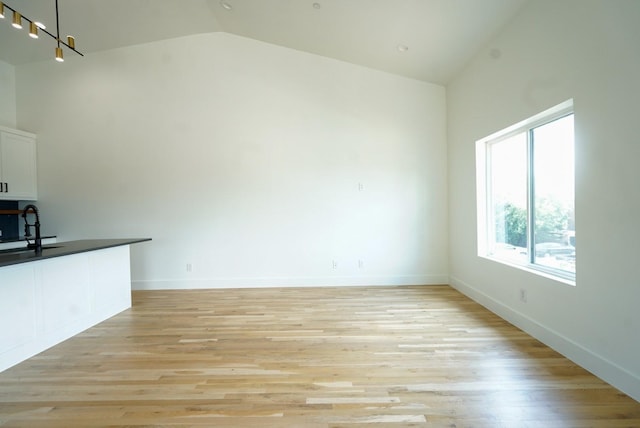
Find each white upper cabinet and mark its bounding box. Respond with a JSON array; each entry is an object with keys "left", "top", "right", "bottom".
[{"left": 0, "top": 126, "right": 38, "bottom": 201}]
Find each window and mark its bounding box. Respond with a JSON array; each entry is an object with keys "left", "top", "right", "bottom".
[{"left": 476, "top": 100, "right": 575, "bottom": 283}]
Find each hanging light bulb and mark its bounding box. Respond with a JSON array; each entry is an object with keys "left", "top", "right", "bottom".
[
  {"left": 67, "top": 35, "right": 75, "bottom": 49},
  {"left": 29, "top": 21, "right": 38, "bottom": 38},
  {"left": 55, "top": 46, "right": 64, "bottom": 62},
  {"left": 0, "top": 2, "right": 5, "bottom": 19},
  {"left": 11, "top": 10, "right": 21, "bottom": 28}
]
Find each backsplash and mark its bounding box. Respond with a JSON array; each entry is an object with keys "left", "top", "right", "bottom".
[{"left": 0, "top": 201, "right": 20, "bottom": 240}]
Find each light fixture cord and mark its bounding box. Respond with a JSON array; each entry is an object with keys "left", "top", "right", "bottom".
[{"left": 55, "top": 0, "right": 60, "bottom": 48}]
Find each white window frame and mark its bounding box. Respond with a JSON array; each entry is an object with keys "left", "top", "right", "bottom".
[{"left": 476, "top": 99, "right": 575, "bottom": 285}]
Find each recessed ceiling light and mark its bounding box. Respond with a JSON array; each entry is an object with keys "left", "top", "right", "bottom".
[
  {"left": 220, "top": 1, "right": 232, "bottom": 11},
  {"left": 397, "top": 44, "right": 409, "bottom": 52},
  {"left": 313, "top": 2, "right": 321, "bottom": 9}
]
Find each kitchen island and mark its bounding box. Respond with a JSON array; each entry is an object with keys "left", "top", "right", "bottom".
[{"left": 0, "top": 239, "right": 150, "bottom": 372}]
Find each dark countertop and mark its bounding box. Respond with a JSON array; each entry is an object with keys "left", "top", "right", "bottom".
[{"left": 0, "top": 239, "right": 151, "bottom": 268}]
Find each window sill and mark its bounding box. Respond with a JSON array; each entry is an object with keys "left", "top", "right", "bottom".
[{"left": 480, "top": 254, "right": 576, "bottom": 287}]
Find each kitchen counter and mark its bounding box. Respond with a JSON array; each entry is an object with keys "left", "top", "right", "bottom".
[
  {"left": 0, "top": 238, "right": 151, "bottom": 372},
  {"left": 0, "top": 238, "right": 151, "bottom": 268}
]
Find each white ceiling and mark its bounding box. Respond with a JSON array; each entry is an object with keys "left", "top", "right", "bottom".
[{"left": 0, "top": 0, "right": 528, "bottom": 85}]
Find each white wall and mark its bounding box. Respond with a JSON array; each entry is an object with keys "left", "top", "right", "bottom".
[
  {"left": 448, "top": 0, "right": 640, "bottom": 400},
  {"left": 15, "top": 32, "right": 448, "bottom": 289},
  {"left": 0, "top": 60, "right": 16, "bottom": 128}
]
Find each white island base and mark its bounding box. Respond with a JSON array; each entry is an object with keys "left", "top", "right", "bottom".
[{"left": 0, "top": 245, "right": 133, "bottom": 372}]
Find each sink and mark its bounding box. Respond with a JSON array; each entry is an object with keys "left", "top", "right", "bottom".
[
  {"left": 0, "top": 247, "right": 34, "bottom": 255},
  {"left": 0, "top": 245, "right": 62, "bottom": 255}
]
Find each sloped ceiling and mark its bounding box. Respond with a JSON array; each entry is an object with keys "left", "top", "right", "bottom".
[{"left": 0, "top": 0, "right": 528, "bottom": 84}]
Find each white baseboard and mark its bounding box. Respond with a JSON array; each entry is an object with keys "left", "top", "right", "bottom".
[
  {"left": 131, "top": 273, "right": 448, "bottom": 290},
  {"left": 449, "top": 275, "right": 640, "bottom": 403}
]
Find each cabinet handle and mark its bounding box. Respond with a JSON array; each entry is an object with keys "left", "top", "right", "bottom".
[
  {"left": 1, "top": 182, "right": 5, "bottom": 193},
  {"left": 4, "top": 183, "right": 7, "bottom": 193}
]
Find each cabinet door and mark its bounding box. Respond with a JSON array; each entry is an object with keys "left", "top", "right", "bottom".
[
  {"left": 0, "top": 264, "right": 37, "bottom": 371},
  {"left": 0, "top": 132, "right": 38, "bottom": 200}
]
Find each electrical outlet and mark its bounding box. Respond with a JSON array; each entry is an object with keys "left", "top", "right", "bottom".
[
  {"left": 519, "top": 288, "right": 527, "bottom": 303},
  {"left": 358, "top": 259, "right": 364, "bottom": 269},
  {"left": 186, "top": 263, "right": 193, "bottom": 272},
  {"left": 332, "top": 260, "right": 338, "bottom": 269}
]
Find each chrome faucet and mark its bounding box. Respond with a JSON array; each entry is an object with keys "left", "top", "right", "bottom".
[{"left": 22, "top": 204, "right": 42, "bottom": 254}]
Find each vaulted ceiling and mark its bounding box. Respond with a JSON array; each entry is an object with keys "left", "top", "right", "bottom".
[{"left": 0, "top": 0, "right": 528, "bottom": 84}]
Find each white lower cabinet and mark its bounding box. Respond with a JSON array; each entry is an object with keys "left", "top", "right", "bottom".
[
  {"left": 0, "top": 246, "right": 132, "bottom": 372},
  {"left": 0, "top": 267, "right": 37, "bottom": 357}
]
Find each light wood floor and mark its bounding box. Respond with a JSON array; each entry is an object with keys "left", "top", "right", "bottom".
[{"left": 0, "top": 285, "right": 639, "bottom": 427}]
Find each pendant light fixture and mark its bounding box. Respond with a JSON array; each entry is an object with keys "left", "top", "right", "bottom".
[
  {"left": 0, "top": 1, "right": 83, "bottom": 62},
  {"left": 29, "top": 21, "right": 38, "bottom": 38},
  {"left": 11, "top": 10, "right": 21, "bottom": 28}
]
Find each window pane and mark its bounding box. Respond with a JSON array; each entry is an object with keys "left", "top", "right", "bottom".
[
  {"left": 488, "top": 133, "right": 528, "bottom": 264},
  {"left": 532, "top": 114, "right": 575, "bottom": 273}
]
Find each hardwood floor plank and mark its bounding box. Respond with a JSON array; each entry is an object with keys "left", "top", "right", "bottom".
[{"left": 0, "top": 285, "right": 638, "bottom": 427}]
